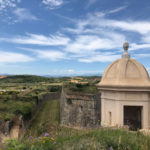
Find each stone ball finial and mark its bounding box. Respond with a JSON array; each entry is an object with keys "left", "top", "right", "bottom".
[
  {"left": 123, "top": 42, "right": 129, "bottom": 51},
  {"left": 122, "top": 42, "right": 130, "bottom": 58}
]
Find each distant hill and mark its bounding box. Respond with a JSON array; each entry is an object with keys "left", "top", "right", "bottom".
[
  {"left": 0, "top": 75, "right": 58, "bottom": 83},
  {"left": 0, "top": 75, "right": 101, "bottom": 83}
]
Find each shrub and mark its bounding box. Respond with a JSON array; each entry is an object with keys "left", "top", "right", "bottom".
[{"left": 48, "top": 86, "right": 61, "bottom": 92}]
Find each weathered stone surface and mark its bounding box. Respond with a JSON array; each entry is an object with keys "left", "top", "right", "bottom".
[
  {"left": 0, "top": 116, "right": 23, "bottom": 142},
  {"left": 60, "top": 88, "right": 101, "bottom": 128}
]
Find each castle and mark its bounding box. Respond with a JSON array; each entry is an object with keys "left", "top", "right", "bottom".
[{"left": 61, "top": 42, "right": 150, "bottom": 130}]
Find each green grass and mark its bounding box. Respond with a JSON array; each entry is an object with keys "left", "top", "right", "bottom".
[
  {"left": 4, "top": 127, "right": 150, "bottom": 150},
  {"left": 55, "top": 128, "right": 150, "bottom": 150},
  {"left": 27, "top": 99, "right": 60, "bottom": 136}
]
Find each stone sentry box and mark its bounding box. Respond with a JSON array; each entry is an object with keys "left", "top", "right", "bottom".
[
  {"left": 60, "top": 88, "right": 101, "bottom": 128},
  {"left": 97, "top": 42, "right": 150, "bottom": 130}
]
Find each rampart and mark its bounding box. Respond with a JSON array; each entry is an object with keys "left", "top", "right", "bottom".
[{"left": 60, "top": 88, "right": 101, "bottom": 128}]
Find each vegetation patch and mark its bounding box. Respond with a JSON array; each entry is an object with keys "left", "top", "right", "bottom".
[
  {"left": 0, "top": 96, "right": 36, "bottom": 121},
  {"left": 64, "top": 82, "right": 99, "bottom": 94}
]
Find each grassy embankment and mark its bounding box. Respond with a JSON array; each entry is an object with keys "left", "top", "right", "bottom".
[{"left": 4, "top": 99, "right": 150, "bottom": 150}]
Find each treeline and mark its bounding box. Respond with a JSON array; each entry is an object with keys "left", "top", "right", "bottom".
[
  {"left": 0, "top": 75, "right": 70, "bottom": 83},
  {"left": 0, "top": 75, "right": 101, "bottom": 83}
]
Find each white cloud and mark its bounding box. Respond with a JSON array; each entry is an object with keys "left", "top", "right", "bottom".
[
  {"left": 49, "top": 69, "right": 75, "bottom": 76},
  {"left": 48, "top": 69, "right": 102, "bottom": 76},
  {"left": 79, "top": 54, "right": 120, "bottom": 63},
  {"left": 13, "top": 8, "right": 38, "bottom": 22},
  {"left": 133, "top": 53, "right": 150, "bottom": 58},
  {"left": 35, "top": 50, "right": 66, "bottom": 61},
  {"left": 86, "top": 0, "right": 97, "bottom": 8},
  {"left": 130, "top": 43, "right": 150, "bottom": 51},
  {"left": 42, "top": 0, "right": 63, "bottom": 9},
  {"left": 18, "top": 46, "right": 120, "bottom": 63},
  {"left": 0, "top": 51, "right": 34, "bottom": 63},
  {"left": 0, "top": 0, "right": 21, "bottom": 11},
  {"left": 65, "top": 33, "right": 125, "bottom": 53},
  {"left": 86, "top": 5, "right": 126, "bottom": 15},
  {"left": 63, "top": 11, "right": 150, "bottom": 63},
  {"left": 102, "top": 20, "right": 150, "bottom": 34},
  {"left": 17, "top": 47, "right": 67, "bottom": 61},
  {"left": 0, "top": 33, "right": 70, "bottom": 46},
  {"left": 142, "top": 35, "right": 150, "bottom": 43},
  {"left": 108, "top": 6, "right": 126, "bottom": 14},
  {"left": 2, "top": 9, "right": 150, "bottom": 64},
  {"left": 67, "top": 12, "right": 150, "bottom": 35}
]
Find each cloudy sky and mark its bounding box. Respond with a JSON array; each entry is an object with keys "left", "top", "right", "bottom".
[{"left": 0, "top": 0, "right": 150, "bottom": 76}]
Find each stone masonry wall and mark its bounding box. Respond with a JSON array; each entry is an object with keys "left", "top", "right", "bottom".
[{"left": 60, "top": 88, "right": 101, "bottom": 128}]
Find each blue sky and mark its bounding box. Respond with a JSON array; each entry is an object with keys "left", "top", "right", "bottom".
[{"left": 0, "top": 0, "right": 150, "bottom": 76}]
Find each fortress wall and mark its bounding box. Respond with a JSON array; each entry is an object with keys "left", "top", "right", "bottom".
[{"left": 60, "top": 88, "right": 101, "bottom": 128}]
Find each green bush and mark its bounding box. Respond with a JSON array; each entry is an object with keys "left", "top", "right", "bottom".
[
  {"left": 64, "top": 82, "right": 98, "bottom": 93},
  {"left": 48, "top": 85, "right": 61, "bottom": 92},
  {"left": 5, "top": 139, "right": 26, "bottom": 150},
  {"left": 0, "top": 95, "right": 35, "bottom": 121}
]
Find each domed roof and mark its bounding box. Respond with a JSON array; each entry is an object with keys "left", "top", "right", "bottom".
[{"left": 98, "top": 42, "right": 150, "bottom": 90}]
